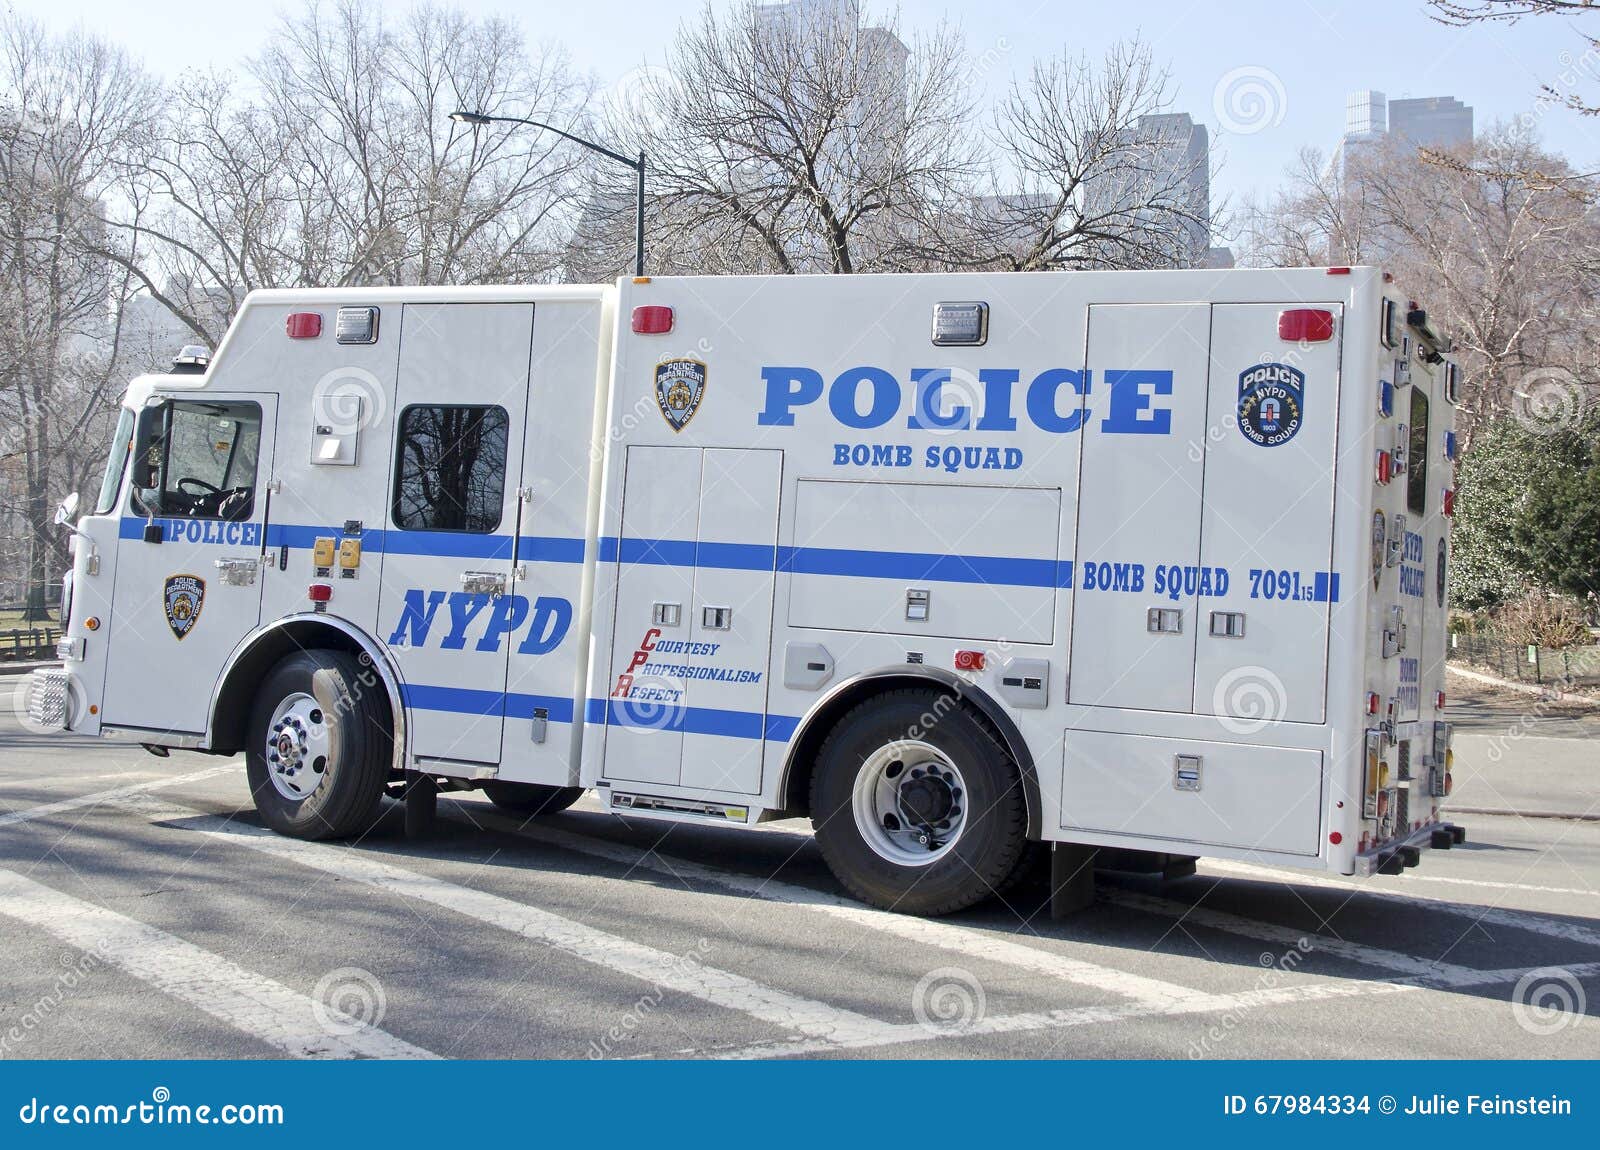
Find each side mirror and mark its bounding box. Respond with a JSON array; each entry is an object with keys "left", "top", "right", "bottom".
[{"left": 53, "top": 491, "right": 80, "bottom": 527}]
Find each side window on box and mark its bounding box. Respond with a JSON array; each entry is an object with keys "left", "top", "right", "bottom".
[{"left": 392, "top": 404, "right": 509, "bottom": 533}]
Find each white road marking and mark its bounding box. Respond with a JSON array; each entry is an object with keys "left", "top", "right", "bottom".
[
  {"left": 142, "top": 803, "right": 905, "bottom": 1051},
  {"left": 0, "top": 770, "right": 165, "bottom": 788},
  {"left": 1337, "top": 870, "right": 1600, "bottom": 900},
  {"left": 1203, "top": 859, "right": 1600, "bottom": 949},
  {"left": 0, "top": 765, "right": 240, "bottom": 829},
  {"left": 482, "top": 811, "right": 1219, "bottom": 1011},
  {"left": 0, "top": 867, "right": 434, "bottom": 1059},
  {"left": 1105, "top": 888, "right": 1491, "bottom": 986}
]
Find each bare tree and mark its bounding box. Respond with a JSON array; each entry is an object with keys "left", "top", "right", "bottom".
[
  {"left": 917, "top": 40, "right": 1217, "bottom": 273},
  {"left": 104, "top": 0, "right": 594, "bottom": 346},
  {"left": 1432, "top": 2, "right": 1600, "bottom": 120},
  {"left": 0, "top": 13, "right": 156, "bottom": 613},
  {"left": 1239, "top": 125, "right": 1600, "bottom": 444},
  {"left": 594, "top": 0, "right": 980, "bottom": 277}
]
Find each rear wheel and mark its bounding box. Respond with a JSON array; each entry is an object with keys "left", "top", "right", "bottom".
[
  {"left": 481, "top": 781, "right": 584, "bottom": 816},
  {"left": 810, "top": 689, "right": 1028, "bottom": 916},
  {"left": 245, "top": 650, "right": 390, "bottom": 840}
]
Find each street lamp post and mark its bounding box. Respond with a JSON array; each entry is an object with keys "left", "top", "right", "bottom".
[{"left": 450, "top": 110, "right": 646, "bottom": 278}]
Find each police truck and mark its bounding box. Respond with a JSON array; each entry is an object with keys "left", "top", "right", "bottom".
[{"left": 30, "top": 266, "right": 1464, "bottom": 915}]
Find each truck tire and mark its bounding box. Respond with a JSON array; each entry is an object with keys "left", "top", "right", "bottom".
[
  {"left": 810, "top": 688, "right": 1028, "bottom": 916},
  {"left": 481, "top": 781, "right": 584, "bottom": 816},
  {"left": 245, "top": 650, "right": 390, "bottom": 840}
]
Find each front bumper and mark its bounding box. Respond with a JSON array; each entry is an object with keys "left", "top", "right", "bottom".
[
  {"left": 26, "top": 666, "right": 71, "bottom": 731},
  {"left": 1351, "top": 820, "right": 1467, "bottom": 876}
]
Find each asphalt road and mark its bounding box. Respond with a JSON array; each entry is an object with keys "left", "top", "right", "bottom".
[{"left": 0, "top": 689, "right": 1596, "bottom": 1060}]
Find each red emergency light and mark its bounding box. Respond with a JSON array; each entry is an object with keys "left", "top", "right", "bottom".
[
  {"left": 1442, "top": 488, "right": 1456, "bottom": 517},
  {"left": 286, "top": 312, "right": 323, "bottom": 339},
  {"left": 631, "top": 305, "right": 674, "bottom": 334},
  {"left": 1278, "top": 308, "right": 1334, "bottom": 342},
  {"left": 307, "top": 584, "right": 333, "bottom": 603},
  {"left": 953, "top": 649, "right": 985, "bottom": 672},
  {"left": 1376, "top": 451, "right": 1393, "bottom": 485}
]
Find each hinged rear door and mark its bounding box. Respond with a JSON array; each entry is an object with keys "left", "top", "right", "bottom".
[{"left": 1193, "top": 303, "right": 1342, "bottom": 724}]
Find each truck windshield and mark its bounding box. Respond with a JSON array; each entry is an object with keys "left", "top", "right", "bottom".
[{"left": 94, "top": 408, "right": 136, "bottom": 515}]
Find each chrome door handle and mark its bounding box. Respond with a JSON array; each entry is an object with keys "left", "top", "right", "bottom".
[
  {"left": 214, "top": 557, "right": 259, "bottom": 587},
  {"left": 460, "top": 571, "right": 506, "bottom": 598}
]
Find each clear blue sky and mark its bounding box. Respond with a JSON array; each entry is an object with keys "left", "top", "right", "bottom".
[{"left": 14, "top": 0, "right": 1600, "bottom": 224}]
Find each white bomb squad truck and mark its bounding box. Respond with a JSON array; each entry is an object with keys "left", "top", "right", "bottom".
[{"left": 30, "top": 266, "right": 1465, "bottom": 915}]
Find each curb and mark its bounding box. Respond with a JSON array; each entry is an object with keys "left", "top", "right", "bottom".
[
  {"left": 1447, "top": 806, "right": 1600, "bottom": 822},
  {"left": 1446, "top": 662, "right": 1600, "bottom": 705}
]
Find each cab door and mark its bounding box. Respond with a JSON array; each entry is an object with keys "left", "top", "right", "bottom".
[
  {"left": 377, "top": 303, "right": 532, "bottom": 771},
  {"left": 100, "top": 394, "right": 276, "bottom": 735}
]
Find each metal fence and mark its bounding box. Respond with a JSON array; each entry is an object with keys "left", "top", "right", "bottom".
[
  {"left": 0, "top": 628, "right": 59, "bottom": 662},
  {"left": 1449, "top": 633, "right": 1600, "bottom": 687}
]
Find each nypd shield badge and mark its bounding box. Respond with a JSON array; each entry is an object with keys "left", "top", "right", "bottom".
[
  {"left": 655, "top": 358, "right": 706, "bottom": 432},
  {"left": 1236, "top": 362, "right": 1305, "bottom": 447},
  {"left": 163, "top": 574, "right": 205, "bottom": 640}
]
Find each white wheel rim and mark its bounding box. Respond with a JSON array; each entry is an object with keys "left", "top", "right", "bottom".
[
  {"left": 850, "top": 740, "right": 969, "bottom": 866},
  {"left": 264, "top": 691, "right": 332, "bottom": 801}
]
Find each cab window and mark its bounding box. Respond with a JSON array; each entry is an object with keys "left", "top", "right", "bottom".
[
  {"left": 392, "top": 405, "right": 509, "bottom": 533},
  {"left": 95, "top": 408, "right": 136, "bottom": 515},
  {"left": 129, "top": 400, "right": 262, "bottom": 521}
]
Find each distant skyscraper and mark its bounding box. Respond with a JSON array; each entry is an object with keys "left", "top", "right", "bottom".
[
  {"left": 1387, "top": 96, "right": 1473, "bottom": 149},
  {"left": 1081, "top": 111, "right": 1216, "bottom": 267},
  {"left": 1345, "top": 91, "right": 1388, "bottom": 140}
]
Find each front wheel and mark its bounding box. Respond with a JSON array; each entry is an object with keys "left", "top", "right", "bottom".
[
  {"left": 245, "top": 650, "right": 391, "bottom": 840},
  {"left": 810, "top": 689, "right": 1028, "bottom": 916}
]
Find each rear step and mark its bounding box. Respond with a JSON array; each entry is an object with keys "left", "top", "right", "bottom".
[{"left": 1359, "top": 822, "right": 1465, "bottom": 877}]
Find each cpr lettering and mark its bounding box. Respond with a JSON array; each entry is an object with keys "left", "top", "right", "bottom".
[
  {"left": 759, "top": 366, "right": 1175, "bottom": 435},
  {"left": 387, "top": 590, "right": 572, "bottom": 654}
]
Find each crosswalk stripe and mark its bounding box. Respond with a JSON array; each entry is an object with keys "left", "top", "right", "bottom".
[
  {"left": 100, "top": 794, "right": 1591, "bottom": 1060},
  {"left": 0, "top": 867, "right": 435, "bottom": 1059},
  {"left": 468, "top": 808, "right": 1220, "bottom": 1011},
  {"left": 1203, "top": 859, "right": 1600, "bottom": 949},
  {"left": 0, "top": 765, "right": 240, "bottom": 829},
  {"left": 139, "top": 802, "right": 904, "bottom": 1052},
  {"left": 1105, "top": 888, "right": 1492, "bottom": 985}
]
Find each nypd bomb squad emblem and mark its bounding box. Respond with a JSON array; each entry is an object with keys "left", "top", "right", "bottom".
[
  {"left": 163, "top": 574, "right": 205, "bottom": 640},
  {"left": 1236, "top": 362, "right": 1305, "bottom": 447},
  {"left": 655, "top": 358, "right": 706, "bottom": 432}
]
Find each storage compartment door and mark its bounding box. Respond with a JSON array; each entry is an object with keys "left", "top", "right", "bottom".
[
  {"left": 1061, "top": 730, "right": 1323, "bottom": 856},
  {"left": 679, "top": 448, "right": 782, "bottom": 795},
  {"left": 602, "top": 446, "right": 701, "bottom": 786},
  {"left": 1068, "top": 304, "right": 1212, "bottom": 712},
  {"left": 1193, "top": 304, "right": 1341, "bottom": 725}
]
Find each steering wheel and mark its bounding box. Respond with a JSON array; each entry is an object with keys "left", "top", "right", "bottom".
[{"left": 177, "top": 477, "right": 222, "bottom": 496}]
